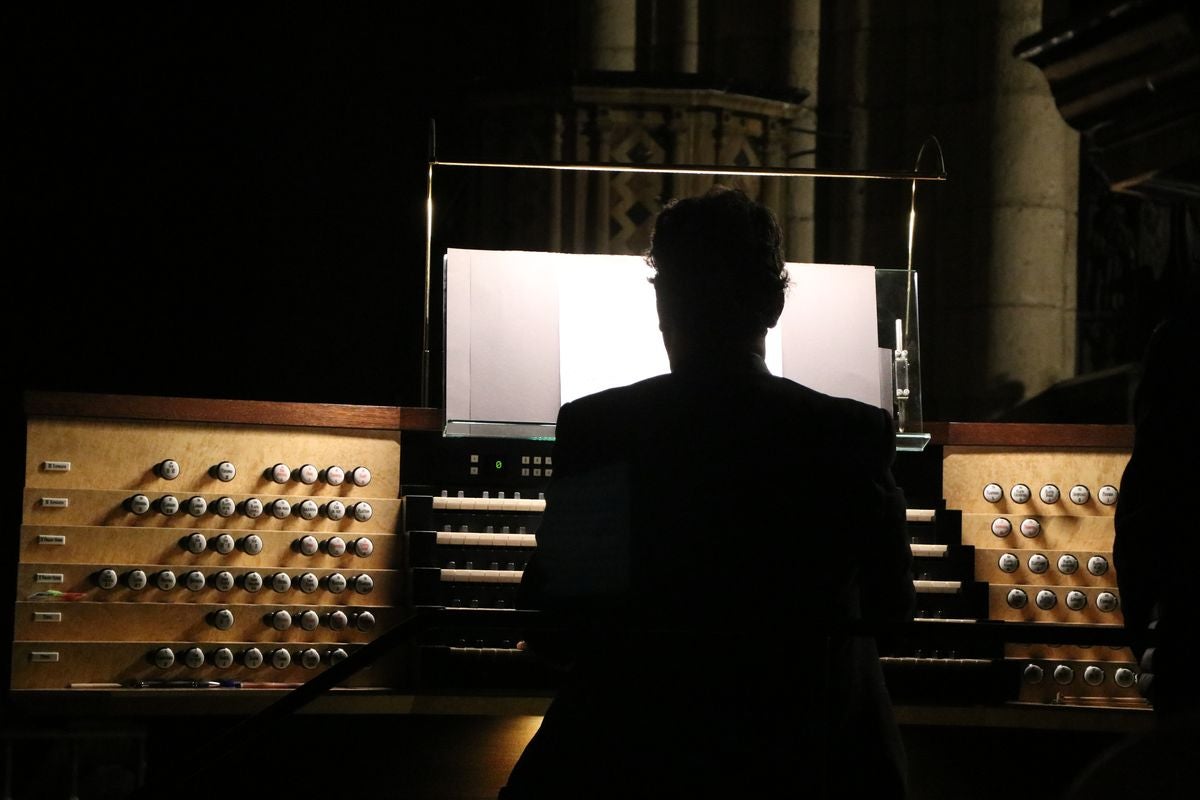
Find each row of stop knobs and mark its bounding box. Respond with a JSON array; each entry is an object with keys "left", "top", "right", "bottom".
[
  {"left": 1006, "top": 588, "right": 1119, "bottom": 612},
  {"left": 176, "top": 532, "right": 373, "bottom": 557},
  {"left": 95, "top": 568, "right": 375, "bottom": 595},
  {"left": 208, "top": 608, "right": 376, "bottom": 632},
  {"left": 152, "top": 645, "right": 350, "bottom": 670},
  {"left": 127, "top": 495, "right": 374, "bottom": 522},
  {"left": 1023, "top": 663, "right": 1137, "bottom": 689},
  {"left": 154, "top": 460, "right": 372, "bottom": 487}
]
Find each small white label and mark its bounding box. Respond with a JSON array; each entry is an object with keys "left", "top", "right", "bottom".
[
  {"left": 37, "top": 534, "right": 67, "bottom": 545},
  {"left": 40, "top": 497, "right": 70, "bottom": 508},
  {"left": 33, "top": 611, "right": 62, "bottom": 623},
  {"left": 159, "top": 495, "right": 180, "bottom": 516},
  {"left": 187, "top": 496, "right": 208, "bottom": 517},
  {"left": 982, "top": 483, "right": 1003, "bottom": 503},
  {"left": 30, "top": 651, "right": 61, "bottom": 663},
  {"left": 213, "top": 647, "right": 235, "bottom": 669},
  {"left": 42, "top": 460, "right": 72, "bottom": 472},
  {"left": 298, "top": 500, "right": 319, "bottom": 521},
  {"left": 1057, "top": 554, "right": 1079, "bottom": 575},
  {"left": 215, "top": 497, "right": 236, "bottom": 518},
  {"left": 214, "top": 571, "right": 235, "bottom": 592},
  {"left": 35, "top": 573, "right": 64, "bottom": 584}
]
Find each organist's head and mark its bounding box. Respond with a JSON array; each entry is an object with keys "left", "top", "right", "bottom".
[{"left": 647, "top": 186, "right": 788, "bottom": 367}]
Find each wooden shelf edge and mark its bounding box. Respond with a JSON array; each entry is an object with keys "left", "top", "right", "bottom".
[{"left": 23, "top": 391, "right": 444, "bottom": 432}]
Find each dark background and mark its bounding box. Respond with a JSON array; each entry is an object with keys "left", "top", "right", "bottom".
[{"left": 5, "top": 4, "right": 582, "bottom": 410}]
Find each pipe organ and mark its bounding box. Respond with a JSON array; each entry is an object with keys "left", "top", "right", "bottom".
[{"left": 10, "top": 394, "right": 1146, "bottom": 720}]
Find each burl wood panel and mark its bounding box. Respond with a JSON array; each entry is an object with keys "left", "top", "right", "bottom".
[
  {"left": 16, "top": 564, "right": 399, "bottom": 606},
  {"left": 22, "top": 489, "right": 401, "bottom": 532},
  {"left": 942, "top": 447, "right": 1129, "bottom": 515},
  {"left": 26, "top": 417, "right": 402, "bottom": 496},
  {"left": 960, "top": 513, "right": 1118, "bottom": 550},
  {"left": 987, "top": 585, "right": 1124, "bottom": 624},
  {"left": 19, "top": 525, "right": 398, "bottom": 569},
  {"left": 1012, "top": 657, "right": 1145, "bottom": 706},
  {"left": 974, "top": 548, "right": 1117, "bottom": 586},
  {"left": 13, "top": 602, "right": 400, "bottom": 642},
  {"left": 10, "top": 641, "right": 406, "bottom": 689}
]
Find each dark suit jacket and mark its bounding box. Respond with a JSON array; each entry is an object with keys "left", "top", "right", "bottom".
[
  {"left": 1114, "top": 308, "right": 1200, "bottom": 714},
  {"left": 503, "top": 356, "right": 914, "bottom": 798}
]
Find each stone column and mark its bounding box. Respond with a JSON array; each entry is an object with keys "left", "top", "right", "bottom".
[
  {"left": 975, "top": 0, "right": 1079, "bottom": 405},
  {"left": 674, "top": 0, "right": 699, "bottom": 73},
  {"left": 785, "top": 0, "right": 819, "bottom": 263},
  {"left": 584, "top": 0, "right": 637, "bottom": 71}
]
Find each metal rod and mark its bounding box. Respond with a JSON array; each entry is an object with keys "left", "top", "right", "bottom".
[
  {"left": 431, "top": 159, "right": 947, "bottom": 181},
  {"left": 421, "top": 162, "right": 433, "bottom": 408}
]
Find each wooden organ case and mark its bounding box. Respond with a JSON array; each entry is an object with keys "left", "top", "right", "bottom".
[
  {"left": 11, "top": 393, "right": 439, "bottom": 694},
  {"left": 10, "top": 397, "right": 1147, "bottom": 716},
  {"left": 6, "top": 394, "right": 1151, "bottom": 799}
]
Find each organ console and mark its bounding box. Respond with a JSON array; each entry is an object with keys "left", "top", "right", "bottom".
[
  {"left": 6, "top": 391, "right": 1153, "bottom": 800},
  {"left": 9, "top": 393, "right": 1147, "bottom": 720}
]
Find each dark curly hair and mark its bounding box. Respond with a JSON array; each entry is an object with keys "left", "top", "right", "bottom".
[{"left": 647, "top": 186, "right": 789, "bottom": 341}]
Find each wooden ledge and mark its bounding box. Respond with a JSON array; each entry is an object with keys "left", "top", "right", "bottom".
[{"left": 24, "top": 391, "right": 444, "bottom": 432}]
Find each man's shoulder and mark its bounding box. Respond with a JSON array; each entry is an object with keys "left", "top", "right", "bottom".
[
  {"left": 565, "top": 372, "right": 889, "bottom": 431},
  {"left": 774, "top": 376, "right": 889, "bottom": 424},
  {"left": 561, "top": 374, "right": 675, "bottom": 416}
]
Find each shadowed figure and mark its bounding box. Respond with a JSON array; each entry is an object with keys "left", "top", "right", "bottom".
[
  {"left": 1065, "top": 287, "right": 1200, "bottom": 800},
  {"left": 500, "top": 188, "right": 915, "bottom": 799}
]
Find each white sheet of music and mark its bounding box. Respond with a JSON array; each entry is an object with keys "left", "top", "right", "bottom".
[
  {"left": 557, "top": 254, "right": 669, "bottom": 404},
  {"left": 444, "top": 249, "right": 561, "bottom": 425},
  {"left": 777, "top": 262, "right": 881, "bottom": 408}
]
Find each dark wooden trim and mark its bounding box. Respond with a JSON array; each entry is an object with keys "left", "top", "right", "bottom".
[
  {"left": 923, "top": 422, "right": 1134, "bottom": 449},
  {"left": 24, "top": 391, "right": 444, "bottom": 432}
]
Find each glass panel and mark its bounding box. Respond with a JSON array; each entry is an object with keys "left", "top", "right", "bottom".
[{"left": 876, "top": 268, "right": 925, "bottom": 448}]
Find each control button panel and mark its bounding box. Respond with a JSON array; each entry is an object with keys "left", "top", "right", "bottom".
[{"left": 17, "top": 404, "right": 405, "bottom": 692}]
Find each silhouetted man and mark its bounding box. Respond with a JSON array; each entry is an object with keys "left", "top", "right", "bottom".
[
  {"left": 501, "top": 187, "right": 915, "bottom": 799},
  {"left": 1115, "top": 288, "right": 1200, "bottom": 717}
]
